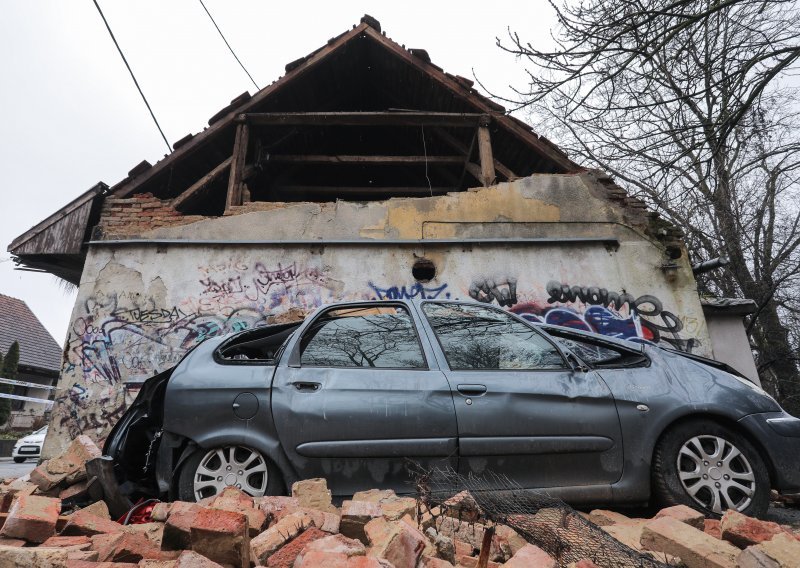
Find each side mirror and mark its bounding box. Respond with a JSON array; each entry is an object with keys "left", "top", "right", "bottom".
[{"left": 566, "top": 352, "right": 589, "bottom": 373}]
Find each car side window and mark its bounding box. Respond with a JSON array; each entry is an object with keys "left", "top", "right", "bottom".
[
  {"left": 300, "top": 305, "right": 426, "bottom": 369},
  {"left": 422, "top": 303, "right": 567, "bottom": 371}
]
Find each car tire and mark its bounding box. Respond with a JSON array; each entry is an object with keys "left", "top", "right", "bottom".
[
  {"left": 12, "top": 457, "right": 26, "bottom": 463},
  {"left": 652, "top": 418, "right": 770, "bottom": 517},
  {"left": 177, "top": 445, "right": 283, "bottom": 502}
]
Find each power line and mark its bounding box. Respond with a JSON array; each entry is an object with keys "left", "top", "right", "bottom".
[
  {"left": 90, "top": 0, "right": 172, "bottom": 152},
  {"left": 198, "top": 0, "right": 259, "bottom": 90}
]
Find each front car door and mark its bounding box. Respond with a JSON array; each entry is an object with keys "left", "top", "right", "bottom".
[
  {"left": 271, "top": 302, "right": 458, "bottom": 496},
  {"left": 416, "top": 301, "right": 624, "bottom": 501}
]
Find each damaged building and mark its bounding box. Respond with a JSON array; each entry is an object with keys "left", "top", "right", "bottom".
[{"left": 8, "top": 16, "right": 757, "bottom": 459}]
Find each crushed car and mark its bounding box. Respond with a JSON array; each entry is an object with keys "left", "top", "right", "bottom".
[{"left": 104, "top": 299, "right": 800, "bottom": 517}]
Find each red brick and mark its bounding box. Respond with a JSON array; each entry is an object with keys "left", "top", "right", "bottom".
[
  {"left": 503, "top": 544, "right": 556, "bottom": 568},
  {"left": 92, "top": 531, "right": 176, "bottom": 563},
  {"left": 61, "top": 509, "right": 124, "bottom": 536},
  {"left": 364, "top": 517, "right": 430, "bottom": 568},
  {"left": 655, "top": 505, "right": 706, "bottom": 529},
  {"left": 0, "top": 536, "right": 26, "bottom": 546},
  {"left": 209, "top": 486, "right": 267, "bottom": 536},
  {"left": 266, "top": 527, "right": 327, "bottom": 567},
  {"left": 705, "top": 518, "right": 722, "bottom": 539},
  {"left": 161, "top": 502, "right": 205, "bottom": 550},
  {"left": 175, "top": 550, "right": 226, "bottom": 568},
  {"left": 60, "top": 480, "right": 91, "bottom": 501},
  {"left": 42, "top": 535, "right": 93, "bottom": 547},
  {"left": 189, "top": 508, "right": 249, "bottom": 568},
  {"left": 0, "top": 493, "right": 60, "bottom": 543},
  {"left": 256, "top": 496, "right": 299, "bottom": 524},
  {"left": 67, "top": 562, "right": 139, "bottom": 568},
  {"left": 296, "top": 533, "right": 366, "bottom": 565},
  {"left": 340, "top": 500, "right": 383, "bottom": 544},
  {"left": 720, "top": 509, "right": 790, "bottom": 548}
]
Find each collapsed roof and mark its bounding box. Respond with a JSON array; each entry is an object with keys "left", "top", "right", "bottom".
[{"left": 10, "top": 15, "right": 671, "bottom": 284}]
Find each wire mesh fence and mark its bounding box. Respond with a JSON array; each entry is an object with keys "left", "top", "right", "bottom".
[{"left": 413, "top": 465, "right": 671, "bottom": 568}]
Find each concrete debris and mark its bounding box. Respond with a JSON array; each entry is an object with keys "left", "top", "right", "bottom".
[{"left": 3, "top": 467, "right": 800, "bottom": 568}]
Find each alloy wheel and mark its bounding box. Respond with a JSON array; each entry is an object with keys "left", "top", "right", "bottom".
[
  {"left": 676, "top": 435, "right": 756, "bottom": 514},
  {"left": 193, "top": 446, "right": 269, "bottom": 500}
]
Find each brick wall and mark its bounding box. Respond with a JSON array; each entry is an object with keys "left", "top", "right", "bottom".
[{"left": 97, "top": 193, "right": 206, "bottom": 239}]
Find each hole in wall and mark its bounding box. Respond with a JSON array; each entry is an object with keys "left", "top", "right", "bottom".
[{"left": 412, "top": 258, "right": 436, "bottom": 282}]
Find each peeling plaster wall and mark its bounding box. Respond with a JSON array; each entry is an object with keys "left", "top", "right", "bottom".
[{"left": 43, "top": 174, "right": 707, "bottom": 458}]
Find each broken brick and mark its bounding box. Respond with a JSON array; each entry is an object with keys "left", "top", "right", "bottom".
[
  {"left": 250, "top": 509, "right": 318, "bottom": 565},
  {"left": 503, "top": 544, "right": 556, "bottom": 568},
  {"left": 41, "top": 535, "right": 92, "bottom": 548},
  {"left": 737, "top": 532, "right": 800, "bottom": 567},
  {"left": 0, "top": 493, "right": 60, "bottom": 543},
  {"left": 266, "top": 527, "right": 327, "bottom": 567},
  {"left": 641, "top": 516, "right": 739, "bottom": 568},
  {"left": 255, "top": 495, "right": 301, "bottom": 524},
  {"left": 654, "top": 504, "right": 706, "bottom": 529},
  {"left": 364, "top": 516, "right": 430, "bottom": 568},
  {"left": 296, "top": 533, "right": 367, "bottom": 565},
  {"left": 160, "top": 502, "right": 205, "bottom": 550},
  {"left": 292, "top": 478, "right": 338, "bottom": 514},
  {"left": 209, "top": 486, "right": 267, "bottom": 536},
  {"left": 720, "top": 509, "right": 790, "bottom": 548},
  {"left": 30, "top": 436, "right": 101, "bottom": 492},
  {"left": 340, "top": 500, "right": 383, "bottom": 544},
  {"left": 92, "top": 531, "right": 178, "bottom": 564},
  {"left": 175, "top": 550, "right": 226, "bottom": 568},
  {"left": 0, "top": 544, "right": 69, "bottom": 566},
  {"left": 61, "top": 509, "right": 124, "bottom": 536},
  {"left": 188, "top": 507, "right": 249, "bottom": 568}
]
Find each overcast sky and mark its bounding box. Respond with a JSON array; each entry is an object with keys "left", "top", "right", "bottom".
[{"left": 0, "top": 1, "right": 556, "bottom": 345}]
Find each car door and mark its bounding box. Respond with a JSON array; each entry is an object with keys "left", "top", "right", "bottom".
[
  {"left": 417, "top": 301, "right": 624, "bottom": 497},
  {"left": 271, "top": 302, "right": 459, "bottom": 496}
]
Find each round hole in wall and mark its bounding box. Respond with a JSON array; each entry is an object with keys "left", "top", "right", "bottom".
[
  {"left": 412, "top": 258, "right": 436, "bottom": 282},
  {"left": 666, "top": 245, "right": 683, "bottom": 260}
]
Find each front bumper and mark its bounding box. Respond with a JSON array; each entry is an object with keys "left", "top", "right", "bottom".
[{"left": 739, "top": 411, "right": 800, "bottom": 493}]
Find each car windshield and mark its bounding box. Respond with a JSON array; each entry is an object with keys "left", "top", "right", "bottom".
[{"left": 34, "top": 426, "right": 47, "bottom": 435}]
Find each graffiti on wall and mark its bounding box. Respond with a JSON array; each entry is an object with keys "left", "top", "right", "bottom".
[
  {"left": 511, "top": 281, "right": 697, "bottom": 352},
  {"left": 368, "top": 281, "right": 450, "bottom": 300},
  {"left": 56, "top": 260, "right": 340, "bottom": 440}
]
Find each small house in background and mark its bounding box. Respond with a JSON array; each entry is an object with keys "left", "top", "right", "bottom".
[{"left": 0, "top": 294, "right": 61, "bottom": 429}]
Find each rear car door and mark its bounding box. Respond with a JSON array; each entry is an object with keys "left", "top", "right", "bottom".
[
  {"left": 271, "top": 303, "right": 458, "bottom": 496},
  {"left": 418, "top": 302, "right": 624, "bottom": 496}
]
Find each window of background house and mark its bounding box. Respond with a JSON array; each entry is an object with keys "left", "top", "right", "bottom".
[
  {"left": 300, "top": 305, "right": 426, "bottom": 368},
  {"left": 423, "top": 303, "right": 566, "bottom": 370}
]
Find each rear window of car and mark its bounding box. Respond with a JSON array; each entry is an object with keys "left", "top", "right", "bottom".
[
  {"left": 546, "top": 331, "right": 649, "bottom": 368},
  {"left": 300, "top": 305, "right": 426, "bottom": 369}
]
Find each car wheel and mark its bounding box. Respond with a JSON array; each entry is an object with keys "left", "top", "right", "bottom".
[
  {"left": 12, "top": 457, "right": 26, "bottom": 463},
  {"left": 652, "top": 419, "right": 770, "bottom": 516},
  {"left": 177, "top": 445, "right": 281, "bottom": 501}
]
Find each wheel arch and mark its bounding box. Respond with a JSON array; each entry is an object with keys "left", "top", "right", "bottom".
[
  {"left": 649, "top": 412, "right": 778, "bottom": 488},
  {"left": 170, "top": 431, "right": 299, "bottom": 497}
]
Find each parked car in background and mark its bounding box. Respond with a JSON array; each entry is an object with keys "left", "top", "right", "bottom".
[
  {"left": 105, "top": 300, "right": 800, "bottom": 517},
  {"left": 12, "top": 425, "right": 47, "bottom": 463}
]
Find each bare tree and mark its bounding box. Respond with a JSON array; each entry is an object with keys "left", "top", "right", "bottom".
[{"left": 497, "top": 0, "right": 800, "bottom": 413}]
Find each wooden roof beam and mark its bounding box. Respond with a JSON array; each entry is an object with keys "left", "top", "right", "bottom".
[
  {"left": 171, "top": 156, "right": 232, "bottom": 211},
  {"left": 432, "top": 127, "right": 517, "bottom": 182},
  {"left": 265, "top": 154, "right": 465, "bottom": 165},
  {"left": 238, "top": 112, "right": 487, "bottom": 128}
]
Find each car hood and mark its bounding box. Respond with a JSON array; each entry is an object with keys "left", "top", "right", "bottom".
[{"left": 17, "top": 434, "right": 45, "bottom": 444}]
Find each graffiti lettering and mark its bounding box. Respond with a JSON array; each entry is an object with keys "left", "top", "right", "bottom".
[
  {"left": 369, "top": 282, "right": 450, "bottom": 300},
  {"left": 469, "top": 277, "right": 518, "bottom": 307}
]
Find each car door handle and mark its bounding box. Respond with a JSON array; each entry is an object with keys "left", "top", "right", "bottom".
[
  {"left": 293, "top": 381, "right": 321, "bottom": 392},
  {"left": 457, "top": 384, "right": 487, "bottom": 396}
]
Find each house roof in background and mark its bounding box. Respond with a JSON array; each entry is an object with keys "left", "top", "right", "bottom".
[{"left": 0, "top": 293, "right": 62, "bottom": 373}]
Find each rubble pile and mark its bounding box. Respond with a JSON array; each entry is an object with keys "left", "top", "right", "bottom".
[{"left": 1, "top": 440, "right": 799, "bottom": 567}]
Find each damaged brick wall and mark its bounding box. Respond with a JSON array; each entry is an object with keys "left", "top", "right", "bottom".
[{"left": 97, "top": 193, "right": 205, "bottom": 239}]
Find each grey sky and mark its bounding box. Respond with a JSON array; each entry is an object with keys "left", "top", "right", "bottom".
[{"left": 0, "top": 1, "right": 555, "bottom": 345}]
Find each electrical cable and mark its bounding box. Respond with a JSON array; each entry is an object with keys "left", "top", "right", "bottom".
[
  {"left": 198, "top": 0, "right": 259, "bottom": 90},
  {"left": 421, "top": 124, "right": 433, "bottom": 197},
  {"left": 90, "top": 0, "right": 171, "bottom": 153}
]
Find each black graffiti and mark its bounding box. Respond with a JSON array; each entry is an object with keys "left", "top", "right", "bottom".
[
  {"left": 546, "top": 280, "right": 697, "bottom": 353},
  {"left": 469, "top": 277, "right": 518, "bottom": 307}
]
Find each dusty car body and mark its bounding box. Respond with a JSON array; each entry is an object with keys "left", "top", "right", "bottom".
[{"left": 105, "top": 299, "right": 800, "bottom": 516}]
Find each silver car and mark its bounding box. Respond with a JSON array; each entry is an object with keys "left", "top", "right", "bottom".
[{"left": 105, "top": 299, "right": 800, "bottom": 517}]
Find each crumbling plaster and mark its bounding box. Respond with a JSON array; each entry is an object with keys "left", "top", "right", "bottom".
[{"left": 44, "top": 173, "right": 707, "bottom": 458}]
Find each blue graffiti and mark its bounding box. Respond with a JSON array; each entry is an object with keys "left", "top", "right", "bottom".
[{"left": 368, "top": 282, "right": 450, "bottom": 300}]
